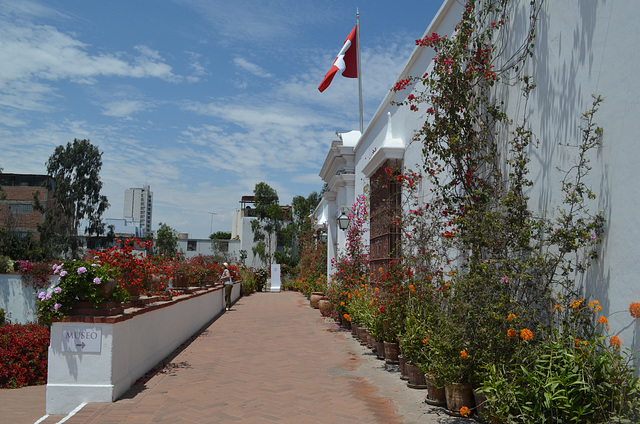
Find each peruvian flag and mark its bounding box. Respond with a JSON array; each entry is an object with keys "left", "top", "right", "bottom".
[{"left": 318, "top": 24, "right": 358, "bottom": 92}]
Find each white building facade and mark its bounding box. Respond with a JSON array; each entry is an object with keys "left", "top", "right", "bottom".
[
  {"left": 316, "top": 0, "right": 640, "bottom": 353},
  {"left": 123, "top": 185, "right": 153, "bottom": 236}
]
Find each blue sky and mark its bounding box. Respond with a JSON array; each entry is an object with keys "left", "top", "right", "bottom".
[{"left": 0, "top": 0, "right": 442, "bottom": 238}]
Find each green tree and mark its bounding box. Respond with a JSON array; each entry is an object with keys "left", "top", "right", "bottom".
[
  {"left": 37, "top": 139, "right": 109, "bottom": 258},
  {"left": 209, "top": 231, "right": 231, "bottom": 240},
  {"left": 251, "top": 182, "right": 284, "bottom": 267},
  {"left": 155, "top": 222, "right": 178, "bottom": 257}
]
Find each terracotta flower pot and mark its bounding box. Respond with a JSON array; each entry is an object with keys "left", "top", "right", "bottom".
[
  {"left": 425, "top": 375, "right": 446, "bottom": 406},
  {"left": 445, "top": 382, "right": 475, "bottom": 415},
  {"left": 309, "top": 292, "right": 324, "bottom": 309},
  {"left": 383, "top": 341, "right": 400, "bottom": 364},
  {"left": 405, "top": 362, "right": 428, "bottom": 389}
]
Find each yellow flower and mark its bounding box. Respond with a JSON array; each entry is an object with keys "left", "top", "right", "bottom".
[
  {"left": 460, "top": 406, "right": 471, "bottom": 418},
  {"left": 507, "top": 313, "right": 517, "bottom": 321},
  {"left": 588, "top": 299, "right": 602, "bottom": 313},
  {"left": 597, "top": 315, "right": 610, "bottom": 331},
  {"left": 569, "top": 299, "right": 584, "bottom": 310},
  {"left": 609, "top": 336, "right": 621, "bottom": 349},
  {"left": 520, "top": 328, "right": 533, "bottom": 341}
]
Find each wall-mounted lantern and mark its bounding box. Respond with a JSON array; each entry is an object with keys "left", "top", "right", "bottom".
[{"left": 337, "top": 212, "right": 350, "bottom": 230}]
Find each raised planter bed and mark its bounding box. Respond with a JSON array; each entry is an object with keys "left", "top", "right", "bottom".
[{"left": 46, "top": 282, "right": 241, "bottom": 414}]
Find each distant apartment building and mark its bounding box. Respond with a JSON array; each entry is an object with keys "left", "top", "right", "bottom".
[
  {"left": 123, "top": 185, "right": 153, "bottom": 236},
  {"left": 0, "top": 173, "right": 54, "bottom": 240}
]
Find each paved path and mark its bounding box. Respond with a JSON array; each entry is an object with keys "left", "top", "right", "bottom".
[{"left": 1, "top": 291, "right": 467, "bottom": 424}]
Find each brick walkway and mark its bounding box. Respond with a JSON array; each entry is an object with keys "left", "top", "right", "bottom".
[{"left": 1, "top": 291, "right": 465, "bottom": 424}]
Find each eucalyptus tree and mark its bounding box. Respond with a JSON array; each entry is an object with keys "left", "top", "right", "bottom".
[{"left": 37, "top": 139, "right": 109, "bottom": 258}]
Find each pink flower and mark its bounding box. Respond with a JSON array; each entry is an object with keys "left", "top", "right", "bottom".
[
  {"left": 60, "top": 270, "right": 67, "bottom": 277},
  {"left": 93, "top": 277, "right": 101, "bottom": 285},
  {"left": 77, "top": 267, "right": 87, "bottom": 275},
  {"left": 54, "top": 287, "right": 62, "bottom": 294}
]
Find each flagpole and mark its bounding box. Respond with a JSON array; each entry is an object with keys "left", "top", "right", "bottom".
[{"left": 357, "top": 8, "right": 363, "bottom": 134}]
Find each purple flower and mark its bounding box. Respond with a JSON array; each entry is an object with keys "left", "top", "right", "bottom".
[
  {"left": 54, "top": 303, "right": 61, "bottom": 310},
  {"left": 54, "top": 286, "right": 62, "bottom": 294},
  {"left": 45, "top": 293, "right": 52, "bottom": 300},
  {"left": 77, "top": 267, "right": 87, "bottom": 275},
  {"left": 93, "top": 277, "right": 101, "bottom": 285},
  {"left": 38, "top": 291, "right": 46, "bottom": 301},
  {"left": 60, "top": 270, "right": 67, "bottom": 277}
]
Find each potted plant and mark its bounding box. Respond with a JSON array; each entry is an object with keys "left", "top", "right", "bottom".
[{"left": 35, "top": 260, "right": 129, "bottom": 325}]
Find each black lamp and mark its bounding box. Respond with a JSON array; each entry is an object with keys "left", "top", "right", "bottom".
[{"left": 337, "top": 212, "right": 350, "bottom": 230}]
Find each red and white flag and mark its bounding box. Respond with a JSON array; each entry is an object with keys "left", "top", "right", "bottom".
[{"left": 318, "top": 24, "right": 358, "bottom": 92}]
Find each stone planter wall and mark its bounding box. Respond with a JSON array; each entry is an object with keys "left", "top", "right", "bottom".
[{"left": 46, "top": 282, "right": 241, "bottom": 414}]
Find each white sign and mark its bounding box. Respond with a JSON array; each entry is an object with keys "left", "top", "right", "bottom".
[
  {"left": 270, "top": 264, "right": 281, "bottom": 292},
  {"left": 62, "top": 326, "right": 102, "bottom": 353}
]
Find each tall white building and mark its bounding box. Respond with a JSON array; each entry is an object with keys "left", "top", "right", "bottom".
[{"left": 124, "top": 185, "right": 153, "bottom": 235}]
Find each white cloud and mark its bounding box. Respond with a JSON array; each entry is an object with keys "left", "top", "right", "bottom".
[
  {"left": 232, "top": 57, "right": 274, "bottom": 78},
  {"left": 101, "top": 100, "right": 149, "bottom": 118}
]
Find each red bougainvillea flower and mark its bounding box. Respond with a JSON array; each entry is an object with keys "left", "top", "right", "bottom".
[
  {"left": 609, "top": 336, "right": 621, "bottom": 349},
  {"left": 630, "top": 302, "right": 640, "bottom": 319},
  {"left": 520, "top": 328, "right": 533, "bottom": 341}
]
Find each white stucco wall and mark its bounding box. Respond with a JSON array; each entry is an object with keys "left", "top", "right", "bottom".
[
  {"left": 320, "top": 0, "right": 639, "bottom": 353},
  {"left": 0, "top": 274, "right": 42, "bottom": 324}
]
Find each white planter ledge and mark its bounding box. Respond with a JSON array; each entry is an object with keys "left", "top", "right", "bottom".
[{"left": 46, "top": 283, "right": 241, "bottom": 414}]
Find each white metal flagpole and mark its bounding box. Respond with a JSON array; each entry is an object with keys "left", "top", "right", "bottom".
[{"left": 357, "top": 8, "right": 363, "bottom": 134}]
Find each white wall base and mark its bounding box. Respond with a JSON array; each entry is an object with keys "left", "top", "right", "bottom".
[{"left": 46, "top": 283, "right": 240, "bottom": 414}]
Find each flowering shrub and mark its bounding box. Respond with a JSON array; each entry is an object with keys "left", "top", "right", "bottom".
[
  {"left": 0, "top": 323, "right": 49, "bottom": 388},
  {"left": 18, "top": 259, "right": 54, "bottom": 291},
  {"left": 35, "top": 259, "right": 129, "bottom": 324}
]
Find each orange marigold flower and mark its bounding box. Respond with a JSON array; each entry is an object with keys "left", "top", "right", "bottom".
[
  {"left": 520, "top": 328, "right": 533, "bottom": 341},
  {"left": 597, "top": 315, "right": 610, "bottom": 330},
  {"left": 630, "top": 302, "right": 640, "bottom": 319},
  {"left": 460, "top": 406, "right": 471, "bottom": 418},
  {"left": 422, "top": 338, "right": 428, "bottom": 344},
  {"left": 570, "top": 299, "right": 584, "bottom": 310},
  {"left": 507, "top": 313, "right": 517, "bottom": 321},
  {"left": 374, "top": 287, "right": 379, "bottom": 293},
  {"left": 340, "top": 301, "right": 345, "bottom": 306},
  {"left": 609, "top": 336, "right": 621, "bottom": 349},
  {"left": 347, "top": 293, "right": 352, "bottom": 299},
  {"left": 588, "top": 299, "right": 602, "bottom": 313},
  {"left": 507, "top": 329, "right": 517, "bottom": 338},
  {"left": 343, "top": 314, "right": 351, "bottom": 322},
  {"left": 378, "top": 267, "right": 383, "bottom": 272},
  {"left": 460, "top": 350, "right": 469, "bottom": 360}
]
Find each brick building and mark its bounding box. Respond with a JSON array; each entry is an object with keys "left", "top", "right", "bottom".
[{"left": 0, "top": 173, "right": 54, "bottom": 240}]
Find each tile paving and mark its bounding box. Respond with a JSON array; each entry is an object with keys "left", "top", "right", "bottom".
[{"left": 1, "top": 291, "right": 467, "bottom": 424}]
